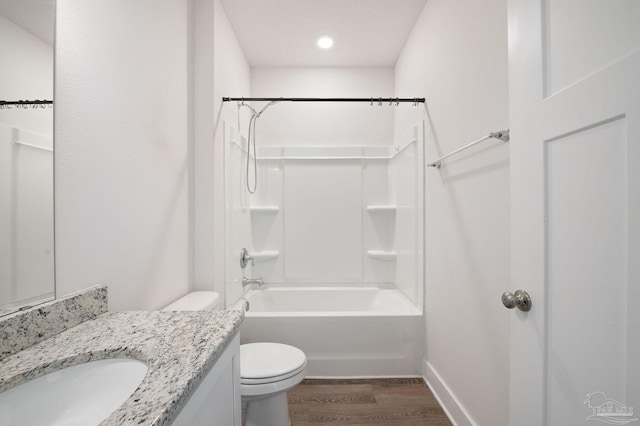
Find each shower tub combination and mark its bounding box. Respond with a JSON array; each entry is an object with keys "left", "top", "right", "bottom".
[{"left": 239, "top": 284, "right": 423, "bottom": 378}]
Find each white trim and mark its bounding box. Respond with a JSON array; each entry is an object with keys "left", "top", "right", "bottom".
[{"left": 423, "top": 359, "right": 476, "bottom": 426}]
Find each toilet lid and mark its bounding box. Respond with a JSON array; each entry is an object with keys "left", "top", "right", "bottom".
[{"left": 240, "top": 343, "right": 307, "bottom": 380}]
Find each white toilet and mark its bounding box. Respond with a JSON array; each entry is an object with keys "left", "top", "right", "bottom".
[
  {"left": 241, "top": 342, "right": 307, "bottom": 426},
  {"left": 164, "top": 292, "right": 307, "bottom": 426},
  {"left": 162, "top": 291, "right": 221, "bottom": 311}
]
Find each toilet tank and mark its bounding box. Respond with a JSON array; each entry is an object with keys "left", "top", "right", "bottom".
[{"left": 163, "top": 291, "right": 221, "bottom": 311}]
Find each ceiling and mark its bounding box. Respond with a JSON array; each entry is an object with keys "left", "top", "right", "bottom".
[
  {"left": 219, "top": 0, "right": 428, "bottom": 67},
  {"left": 0, "top": 0, "right": 55, "bottom": 45}
]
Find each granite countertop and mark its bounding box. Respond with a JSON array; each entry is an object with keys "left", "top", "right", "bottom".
[{"left": 0, "top": 309, "right": 244, "bottom": 426}]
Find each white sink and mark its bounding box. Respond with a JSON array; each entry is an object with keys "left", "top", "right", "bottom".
[{"left": 0, "top": 358, "right": 148, "bottom": 426}]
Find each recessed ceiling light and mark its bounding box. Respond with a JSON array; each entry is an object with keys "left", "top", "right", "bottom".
[{"left": 317, "top": 36, "right": 334, "bottom": 49}]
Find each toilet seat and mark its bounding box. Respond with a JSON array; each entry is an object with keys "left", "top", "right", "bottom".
[
  {"left": 241, "top": 363, "right": 306, "bottom": 385},
  {"left": 240, "top": 343, "right": 307, "bottom": 397},
  {"left": 241, "top": 342, "right": 306, "bottom": 382}
]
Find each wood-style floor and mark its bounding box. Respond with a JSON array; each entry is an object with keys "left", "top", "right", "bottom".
[{"left": 287, "top": 379, "right": 453, "bottom": 426}]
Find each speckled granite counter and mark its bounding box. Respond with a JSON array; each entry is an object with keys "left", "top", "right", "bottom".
[{"left": 0, "top": 309, "right": 244, "bottom": 425}]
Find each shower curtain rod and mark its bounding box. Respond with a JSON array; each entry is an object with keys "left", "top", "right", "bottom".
[
  {"left": 0, "top": 100, "right": 53, "bottom": 108},
  {"left": 223, "top": 97, "right": 425, "bottom": 104}
]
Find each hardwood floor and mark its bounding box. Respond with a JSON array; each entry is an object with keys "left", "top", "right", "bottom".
[{"left": 287, "top": 379, "right": 452, "bottom": 425}]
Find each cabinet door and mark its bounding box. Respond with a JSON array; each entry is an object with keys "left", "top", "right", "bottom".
[{"left": 172, "top": 333, "right": 241, "bottom": 425}]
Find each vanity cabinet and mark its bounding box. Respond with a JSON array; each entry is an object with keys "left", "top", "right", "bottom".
[{"left": 171, "top": 333, "right": 241, "bottom": 426}]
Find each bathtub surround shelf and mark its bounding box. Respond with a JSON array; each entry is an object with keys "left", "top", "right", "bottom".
[
  {"left": 367, "top": 250, "right": 397, "bottom": 261},
  {"left": 249, "top": 206, "right": 280, "bottom": 215},
  {"left": 366, "top": 205, "right": 397, "bottom": 214},
  {"left": 249, "top": 250, "right": 280, "bottom": 261}
]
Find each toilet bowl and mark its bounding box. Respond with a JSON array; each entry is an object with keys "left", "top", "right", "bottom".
[
  {"left": 241, "top": 342, "right": 307, "bottom": 426},
  {"left": 163, "top": 293, "right": 307, "bottom": 426}
]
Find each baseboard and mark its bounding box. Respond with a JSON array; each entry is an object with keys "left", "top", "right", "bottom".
[
  {"left": 305, "top": 374, "right": 422, "bottom": 380},
  {"left": 423, "top": 359, "right": 475, "bottom": 426}
]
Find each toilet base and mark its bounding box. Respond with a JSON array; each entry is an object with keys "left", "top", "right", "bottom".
[{"left": 243, "top": 392, "right": 290, "bottom": 426}]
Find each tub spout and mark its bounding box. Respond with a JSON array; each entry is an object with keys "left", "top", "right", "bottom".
[{"left": 242, "top": 276, "right": 264, "bottom": 287}]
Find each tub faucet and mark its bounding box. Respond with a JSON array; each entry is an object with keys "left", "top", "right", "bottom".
[{"left": 242, "top": 276, "right": 264, "bottom": 287}]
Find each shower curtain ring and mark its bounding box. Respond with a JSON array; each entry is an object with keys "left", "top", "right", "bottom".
[{"left": 378, "top": 97, "right": 382, "bottom": 106}]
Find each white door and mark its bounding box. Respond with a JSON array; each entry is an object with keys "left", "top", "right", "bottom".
[{"left": 508, "top": 1, "right": 640, "bottom": 425}]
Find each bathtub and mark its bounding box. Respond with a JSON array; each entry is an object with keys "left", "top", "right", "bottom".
[{"left": 238, "top": 284, "right": 424, "bottom": 378}]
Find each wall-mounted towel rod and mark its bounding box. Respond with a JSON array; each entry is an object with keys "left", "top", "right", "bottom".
[
  {"left": 0, "top": 100, "right": 53, "bottom": 109},
  {"left": 223, "top": 97, "right": 425, "bottom": 105},
  {"left": 427, "top": 129, "right": 509, "bottom": 169}
]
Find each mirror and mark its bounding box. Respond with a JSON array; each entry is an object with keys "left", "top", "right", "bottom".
[{"left": 0, "top": 0, "right": 55, "bottom": 316}]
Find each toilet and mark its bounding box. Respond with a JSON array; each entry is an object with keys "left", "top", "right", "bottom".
[
  {"left": 164, "top": 292, "right": 307, "bottom": 426},
  {"left": 241, "top": 342, "right": 307, "bottom": 426},
  {"left": 162, "top": 291, "right": 221, "bottom": 311}
]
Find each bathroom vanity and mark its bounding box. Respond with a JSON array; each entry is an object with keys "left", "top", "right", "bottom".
[{"left": 0, "top": 286, "right": 244, "bottom": 425}]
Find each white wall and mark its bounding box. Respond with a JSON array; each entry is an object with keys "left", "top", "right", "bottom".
[
  {"left": 395, "top": 0, "right": 510, "bottom": 425},
  {"left": 55, "top": 0, "right": 191, "bottom": 311},
  {"left": 251, "top": 67, "right": 394, "bottom": 146},
  {"left": 192, "top": 0, "right": 215, "bottom": 297},
  {"left": 55, "top": 0, "right": 249, "bottom": 310}
]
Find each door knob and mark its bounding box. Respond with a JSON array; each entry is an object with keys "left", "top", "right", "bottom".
[{"left": 501, "top": 289, "right": 532, "bottom": 311}]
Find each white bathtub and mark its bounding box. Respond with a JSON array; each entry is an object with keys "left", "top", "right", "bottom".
[{"left": 238, "top": 285, "right": 424, "bottom": 378}]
